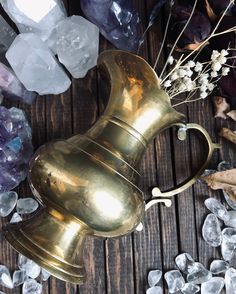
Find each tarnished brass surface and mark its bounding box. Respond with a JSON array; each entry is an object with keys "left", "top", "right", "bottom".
[{"left": 4, "top": 50, "right": 218, "bottom": 284}]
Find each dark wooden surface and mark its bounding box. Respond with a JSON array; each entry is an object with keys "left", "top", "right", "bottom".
[{"left": 1, "top": 1, "right": 236, "bottom": 293}]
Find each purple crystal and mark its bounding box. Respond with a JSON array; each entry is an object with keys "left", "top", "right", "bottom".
[
  {"left": 0, "top": 62, "right": 36, "bottom": 104},
  {"left": 0, "top": 106, "right": 33, "bottom": 192},
  {"left": 80, "top": 0, "right": 141, "bottom": 52}
]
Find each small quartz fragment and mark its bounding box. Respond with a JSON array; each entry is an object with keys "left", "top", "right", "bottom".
[
  {"left": 41, "top": 268, "right": 51, "bottom": 281},
  {"left": 223, "top": 190, "right": 236, "bottom": 210},
  {"left": 202, "top": 214, "right": 222, "bottom": 247},
  {"left": 1, "top": 0, "right": 67, "bottom": 42},
  {"left": 225, "top": 268, "right": 236, "bottom": 293},
  {"left": 201, "top": 277, "right": 225, "bottom": 294},
  {"left": 22, "top": 279, "right": 42, "bottom": 294},
  {"left": 13, "top": 269, "right": 26, "bottom": 286},
  {"left": 48, "top": 16, "right": 99, "bottom": 78},
  {"left": 187, "top": 262, "right": 212, "bottom": 284},
  {"left": 6, "top": 33, "right": 71, "bottom": 95},
  {"left": 146, "top": 286, "right": 163, "bottom": 294},
  {"left": 222, "top": 228, "right": 236, "bottom": 261},
  {"left": 175, "top": 253, "right": 195, "bottom": 274},
  {"left": 16, "top": 198, "right": 39, "bottom": 214},
  {"left": 181, "top": 283, "right": 200, "bottom": 293},
  {"left": 225, "top": 211, "right": 236, "bottom": 228},
  {"left": 0, "top": 265, "right": 13, "bottom": 289},
  {"left": 204, "top": 198, "right": 229, "bottom": 221},
  {"left": 0, "top": 107, "right": 33, "bottom": 193},
  {"left": 164, "top": 270, "right": 185, "bottom": 293},
  {"left": 18, "top": 255, "right": 41, "bottom": 279},
  {"left": 0, "top": 16, "right": 17, "bottom": 64},
  {"left": 0, "top": 191, "right": 18, "bottom": 217},
  {"left": 148, "top": 270, "right": 162, "bottom": 287},
  {"left": 0, "top": 62, "right": 36, "bottom": 104},
  {"left": 10, "top": 212, "right": 22, "bottom": 223},
  {"left": 210, "top": 259, "right": 229, "bottom": 274}
]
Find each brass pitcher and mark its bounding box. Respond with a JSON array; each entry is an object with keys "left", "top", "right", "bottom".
[{"left": 4, "top": 50, "right": 219, "bottom": 284}]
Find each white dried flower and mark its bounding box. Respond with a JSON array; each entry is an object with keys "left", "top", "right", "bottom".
[
  {"left": 168, "top": 56, "right": 174, "bottom": 65},
  {"left": 218, "top": 56, "right": 227, "bottom": 65},
  {"left": 211, "top": 50, "right": 221, "bottom": 61},
  {"left": 199, "top": 73, "right": 209, "bottom": 85},
  {"left": 194, "top": 62, "right": 203, "bottom": 72},
  {"left": 186, "top": 60, "right": 195, "bottom": 68},
  {"left": 178, "top": 82, "right": 187, "bottom": 92},
  {"left": 163, "top": 80, "right": 172, "bottom": 88},
  {"left": 208, "top": 83, "right": 214, "bottom": 91},
  {"left": 212, "top": 62, "right": 222, "bottom": 72},
  {"left": 220, "top": 49, "right": 229, "bottom": 57},
  {"left": 170, "top": 71, "right": 179, "bottom": 81},
  {"left": 200, "top": 85, "right": 207, "bottom": 92},
  {"left": 211, "top": 71, "right": 218, "bottom": 78},
  {"left": 200, "top": 91, "right": 208, "bottom": 99},
  {"left": 186, "top": 69, "right": 193, "bottom": 77},
  {"left": 178, "top": 68, "right": 187, "bottom": 78},
  {"left": 222, "top": 67, "right": 230, "bottom": 76}
]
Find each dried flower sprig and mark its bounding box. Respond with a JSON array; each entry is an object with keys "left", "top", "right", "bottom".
[{"left": 149, "top": 0, "right": 236, "bottom": 107}]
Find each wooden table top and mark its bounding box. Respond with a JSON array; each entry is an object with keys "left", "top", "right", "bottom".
[{"left": 1, "top": 0, "right": 236, "bottom": 293}]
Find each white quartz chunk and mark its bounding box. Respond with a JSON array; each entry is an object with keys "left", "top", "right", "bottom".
[
  {"left": 48, "top": 16, "right": 99, "bottom": 78},
  {"left": 6, "top": 33, "right": 71, "bottom": 95},
  {"left": 1, "top": 0, "right": 67, "bottom": 41}
]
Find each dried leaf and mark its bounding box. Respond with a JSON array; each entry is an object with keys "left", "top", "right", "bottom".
[
  {"left": 203, "top": 169, "right": 236, "bottom": 201},
  {"left": 205, "top": 0, "right": 217, "bottom": 21},
  {"left": 213, "top": 96, "right": 230, "bottom": 119},
  {"left": 220, "top": 127, "right": 236, "bottom": 144},
  {"left": 227, "top": 110, "right": 236, "bottom": 121},
  {"left": 148, "top": 0, "right": 168, "bottom": 28}
]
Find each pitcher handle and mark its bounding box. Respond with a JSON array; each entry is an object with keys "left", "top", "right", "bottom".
[{"left": 145, "top": 123, "right": 220, "bottom": 211}]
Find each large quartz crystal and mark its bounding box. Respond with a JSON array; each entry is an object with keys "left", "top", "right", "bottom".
[
  {"left": 1, "top": 0, "right": 67, "bottom": 42},
  {"left": 0, "top": 107, "right": 33, "bottom": 192},
  {"left": 0, "top": 16, "right": 17, "bottom": 64},
  {"left": 6, "top": 33, "right": 71, "bottom": 95},
  {"left": 80, "top": 0, "right": 141, "bottom": 52},
  {"left": 202, "top": 214, "right": 222, "bottom": 247},
  {"left": 0, "top": 62, "right": 36, "bottom": 104},
  {"left": 48, "top": 16, "right": 99, "bottom": 78}
]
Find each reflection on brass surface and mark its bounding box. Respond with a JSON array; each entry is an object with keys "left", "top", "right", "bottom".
[{"left": 4, "top": 50, "right": 219, "bottom": 284}]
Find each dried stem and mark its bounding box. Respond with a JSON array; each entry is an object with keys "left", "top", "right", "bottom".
[{"left": 159, "top": 0, "right": 198, "bottom": 79}]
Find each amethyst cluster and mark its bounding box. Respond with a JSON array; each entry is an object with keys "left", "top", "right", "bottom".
[
  {"left": 0, "top": 106, "right": 33, "bottom": 192},
  {"left": 80, "top": 0, "right": 141, "bottom": 52}
]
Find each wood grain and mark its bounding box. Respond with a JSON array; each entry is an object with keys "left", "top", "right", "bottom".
[{"left": 1, "top": 1, "right": 236, "bottom": 293}]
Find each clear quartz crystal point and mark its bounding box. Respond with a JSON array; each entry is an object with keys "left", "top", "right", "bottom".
[
  {"left": 225, "top": 268, "right": 236, "bottom": 293},
  {"left": 22, "top": 279, "right": 42, "bottom": 294},
  {"left": 204, "top": 198, "right": 230, "bottom": 221},
  {"left": 0, "top": 62, "right": 36, "bottom": 104},
  {"left": 16, "top": 198, "right": 39, "bottom": 214},
  {"left": 80, "top": 0, "right": 141, "bottom": 52},
  {"left": 201, "top": 277, "right": 225, "bottom": 294},
  {"left": 202, "top": 214, "right": 222, "bottom": 247},
  {"left": 181, "top": 283, "right": 200, "bottom": 293},
  {"left": 18, "top": 254, "right": 41, "bottom": 279},
  {"left": 10, "top": 212, "right": 22, "bottom": 223},
  {"left": 148, "top": 270, "right": 162, "bottom": 287},
  {"left": 187, "top": 262, "right": 212, "bottom": 284},
  {"left": 210, "top": 259, "right": 229, "bottom": 274},
  {"left": 146, "top": 286, "right": 163, "bottom": 294},
  {"left": 222, "top": 228, "right": 236, "bottom": 261},
  {"left": 1, "top": 0, "right": 67, "bottom": 42},
  {"left": 164, "top": 270, "right": 185, "bottom": 293},
  {"left": 0, "top": 191, "right": 18, "bottom": 217},
  {"left": 0, "top": 265, "right": 13, "bottom": 289},
  {"left": 6, "top": 33, "right": 71, "bottom": 95},
  {"left": 175, "top": 253, "right": 195, "bottom": 274},
  {"left": 0, "top": 16, "right": 17, "bottom": 64},
  {"left": 41, "top": 268, "right": 50, "bottom": 281},
  {"left": 47, "top": 16, "right": 99, "bottom": 79},
  {"left": 13, "top": 269, "right": 26, "bottom": 286},
  {"left": 224, "top": 211, "right": 236, "bottom": 228}
]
